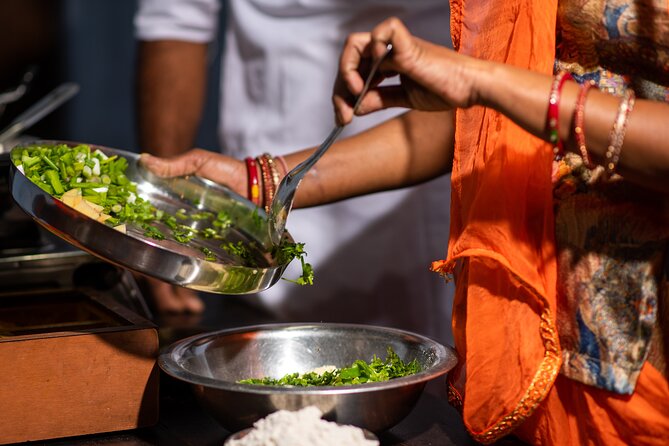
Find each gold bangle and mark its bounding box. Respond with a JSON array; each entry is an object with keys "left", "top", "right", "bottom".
[
  {"left": 264, "top": 153, "right": 281, "bottom": 193},
  {"left": 573, "top": 80, "right": 596, "bottom": 168},
  {"left": 604, "top": 88, "right": 635, "bottom": 177}
]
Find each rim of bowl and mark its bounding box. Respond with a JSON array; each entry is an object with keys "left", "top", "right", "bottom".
[{"left": 158, "top": 322, "right": 458, "bottom": 395}]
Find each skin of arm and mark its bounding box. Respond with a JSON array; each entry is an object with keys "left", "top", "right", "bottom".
[
  {"left": 477, "top": 63, "right": 669, "bottom": 192},
  {"left": 285, "top": 109, "right": 454, "bottom": 207},
  {"left": 140, "top": 108, "right": 455, "bottom": 208},
  {"left": 334, "top": 17, "right": 669, "bottom": 194},
  {"left": 136, "top": 40, "right": 208, "bottom": 156},
  {"left": 135, "top": 40, "right": 210, "bottom": 314}
]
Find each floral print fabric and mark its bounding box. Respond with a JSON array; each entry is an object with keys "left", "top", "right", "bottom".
[{"left": 553, "top": 0, "right": 669, "bottom": 394}]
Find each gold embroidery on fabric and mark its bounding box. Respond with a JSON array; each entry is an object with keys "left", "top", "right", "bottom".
[
  {"left": 472, "top": 308, "right": 561, "bottom": 444},
  {"left": 433, "top": 255, "right": 562, "bottom": 444},
  {"left": 447, "top": 381, "right": 464, "bottom": 412}
]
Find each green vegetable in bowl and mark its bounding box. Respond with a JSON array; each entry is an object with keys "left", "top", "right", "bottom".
[
  {"left": 12, "top": 143, "right": 157, "bottom": 230},
  {"left": 12, "top": 143, "right": 314, "bottom": 284},
  {"left": 238, "top": 347, "right": 420, "bottom": 386}
]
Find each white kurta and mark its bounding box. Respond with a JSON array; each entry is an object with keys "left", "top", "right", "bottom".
[{"left": 135, "top": 0, "right": 454, "bottom": 345}]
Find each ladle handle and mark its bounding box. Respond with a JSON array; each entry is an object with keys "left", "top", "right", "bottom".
[{"left": 268, "top": 44, "right": 393, "bottom": 245}]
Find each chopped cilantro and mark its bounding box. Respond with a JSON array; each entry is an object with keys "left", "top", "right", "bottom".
[
  {"left": 238, "top": 347, "right": 420, "bottom": 386},
  {"left": 272, "top": 241, "right": 314, "bottom": 285},
  {"left": 221, "top": 240, "right": 257, "bottom": 267}
]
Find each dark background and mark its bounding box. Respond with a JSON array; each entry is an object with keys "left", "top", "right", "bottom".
[{"left": 0, "top": 0, "right": 223, "bottom": 152}]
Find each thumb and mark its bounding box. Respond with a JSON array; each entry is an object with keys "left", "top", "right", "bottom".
[
  {"left": 139, "top": 152, "right": 201, "bottom": 178},
  {"left": 139, "top": 153, "right": 169, "bottom": 176}
]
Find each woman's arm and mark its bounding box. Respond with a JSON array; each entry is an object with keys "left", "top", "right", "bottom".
[
  {"left": 141, "top": 109, "right": 454, "bottom": 208},
  {"left": 478, "top": 63, "right": 669, "bottom": 192},
  {"left": 285, "top": 109, "right": 453, "bottom": 207},
  {"left": 335, "top": 17, "right": 669, "bottom": 193}
]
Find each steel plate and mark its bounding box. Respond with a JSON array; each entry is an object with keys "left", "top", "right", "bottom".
[{"left": 9, "top": 140, "right": 291, "bottom": 294}]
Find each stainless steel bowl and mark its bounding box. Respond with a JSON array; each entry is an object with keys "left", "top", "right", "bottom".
[{"left": 159, "top": 323, "right": 458, "bottom": 433}]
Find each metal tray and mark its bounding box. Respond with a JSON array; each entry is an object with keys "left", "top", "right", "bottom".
[{"left": 9, "top": 140, "right": 291, "bottom": 294}]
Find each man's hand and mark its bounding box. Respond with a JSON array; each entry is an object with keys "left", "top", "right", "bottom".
[
  {"left": 140, "top": 149, "right": 247, "bottom": 196},
  {"left": 138, "top": 148, "right": 247, "bottom": 315},
  {"left": 136, "top": 275, "right": 204, "bottom": 314}
]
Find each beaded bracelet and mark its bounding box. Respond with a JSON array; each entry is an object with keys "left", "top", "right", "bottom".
[
  {"left": 257, "top": 153, "right": 283, "bottom": 213},
  {"left": 255, "top": 155, "right": 272, "bottom": 212},
  {"left": 605, "top": 88, "right": 636, "bottom": 177},
  {"left": 573, "top": 80, "right": 596, "bottom": 168},
  {"left": 547, "top": 71, "right": 573, "bottom": 159},
  {"left": 244, "top": 157, "right": 261, "bottom": 206},
  {"left": 263, "top": 153, "right": 281, "bottom": 193}
]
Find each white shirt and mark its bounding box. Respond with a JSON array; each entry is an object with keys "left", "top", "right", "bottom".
[{"left": 136, "top": 0, "right": 454, "bottom": 345}]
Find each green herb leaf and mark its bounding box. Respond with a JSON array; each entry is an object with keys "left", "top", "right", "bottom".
[
  {"left": 272, "top": 240, "right": 314, "bottom": 285},
  {"left": 238, "top": 347, "right": 420, "bottom": 387}
]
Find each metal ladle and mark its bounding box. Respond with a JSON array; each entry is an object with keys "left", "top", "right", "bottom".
[{"left": 268, "top": 43, "right": 393, "bottom": 245}]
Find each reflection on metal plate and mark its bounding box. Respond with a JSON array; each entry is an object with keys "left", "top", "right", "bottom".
[{"left": 9, "top": 141, "right": 291, "bottom": 294}]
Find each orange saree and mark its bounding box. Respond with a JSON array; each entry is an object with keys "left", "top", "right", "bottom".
[{"left": 431, "top": 0, "right": 669, "bottom": 444}]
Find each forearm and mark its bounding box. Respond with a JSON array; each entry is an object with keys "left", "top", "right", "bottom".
[
  {"left": 140, "top": 110, "right": 454, "bottom": 207},
  {"left": 477, "top": 62, "right": 669, "bottom": 192},
  {"left": 285, "top": 110, "right": 454, "bottom": 208},
  {"left": 136, "top": 40, "right": 208, "bottom": 156}
]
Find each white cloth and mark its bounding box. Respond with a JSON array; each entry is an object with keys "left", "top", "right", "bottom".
[{"left": 135, "top": 0, "right": 454, "bottom": 345}]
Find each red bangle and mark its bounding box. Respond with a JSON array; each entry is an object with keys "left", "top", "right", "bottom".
[
  {"left": 547, "top": 71, "right": 573, "bottom": 159},
  {"left": 573, "top": 80, "right": 596, "bottom": 168},
  {"left": 245, "top": 157, "right": 261, "bottom": 206}
]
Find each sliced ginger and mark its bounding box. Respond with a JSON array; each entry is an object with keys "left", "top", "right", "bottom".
[{"left": 60, "top": 188, "right": 126, "bottom": 233}]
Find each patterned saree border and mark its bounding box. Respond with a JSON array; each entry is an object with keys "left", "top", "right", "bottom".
[
  {"left": 433, "top": 253, "right": 562, "bottom": 444},
  {"left": 447, "top": 380, "right": 464, "bottom": 412},
  {"left": 473, "top": 308, "right": 561, "bottom": 444}
]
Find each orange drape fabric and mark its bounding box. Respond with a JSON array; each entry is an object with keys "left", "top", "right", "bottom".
[
  {"left": 515, "top": 362, "right": 669, "bottom": 444},
  {"left": 433, "top": 0, "right": 669, "bottom": 444},
  {"left": 431, "top": 2, "right": 561, "bottom": 443}
]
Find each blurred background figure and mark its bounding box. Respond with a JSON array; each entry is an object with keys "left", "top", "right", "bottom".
[
  {"left": 0, "top": 0, "right": 219, "bottom": 328},
  {"left": 134, "top": 0, "right": 455, "bottom": 345},
  {"left": 0, "top": 0, "right": 61, "bottom": 136},
  {"left": 0, "top": 0, "right": 157, "bottom": 149},
  {"left": 0, "top": 0, "right": 455, "bottom": 346}
]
